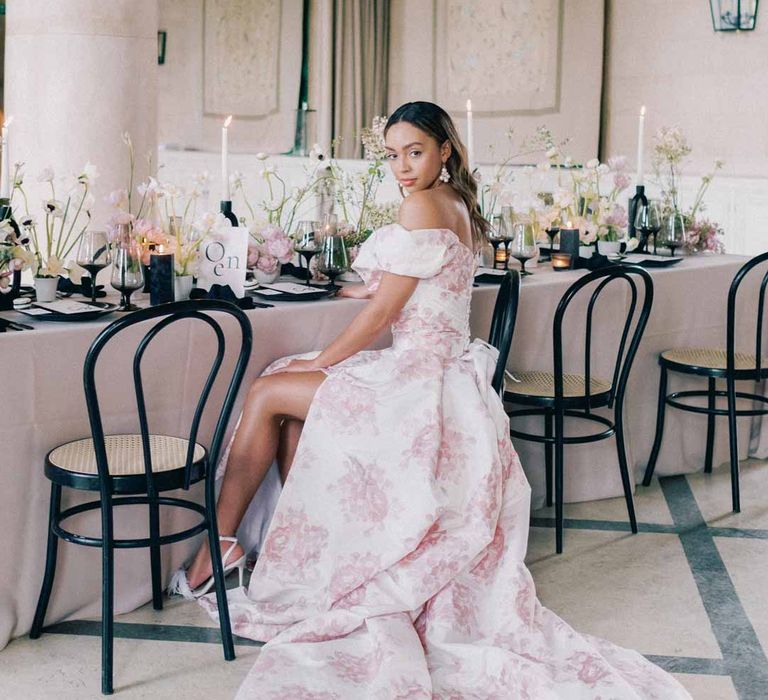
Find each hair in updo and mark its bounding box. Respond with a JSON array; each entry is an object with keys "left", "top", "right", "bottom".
[{"left": 385, "top": 101, "right": 489, "bottom": 249}]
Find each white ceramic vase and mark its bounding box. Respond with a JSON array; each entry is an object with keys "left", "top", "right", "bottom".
[
  {"left": 578, "top": 245, "right": 595, "bottom": 259},
  {"left": 253, "top": 268, "right": 280, "bottom": 285},
  {"left": 597, "top": 240, "right": 622, "bottom": 256},
  {"left": 34, "top": 276, "right": 58, "bottom": 303},
  {"left": 174, "top": 275, "right": 193, "bottom": 301}
]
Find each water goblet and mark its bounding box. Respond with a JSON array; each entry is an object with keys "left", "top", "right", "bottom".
[
  {"left": 661, "top": 210, "right": 686, "bottom": 256},
  {"left": 77, "top": 230, "right": 112, "bottom": 305},
  {"left": 486, "top": 217, "right": 505, "bottom": 270},
  {"left": 316, "top": 234, "right": 348, "bottom": 290},
  {"left": 295, "top": 220, "right": 321, "bottom": 285},
  {"left": 110, "top": 225, "right": 144, "bottom": 311},
  {"left": 510, "top": 222, "right": 537, "bottom": 276},
  {"left": 633, "top": 200, "right": 662, "bottom": 254}
]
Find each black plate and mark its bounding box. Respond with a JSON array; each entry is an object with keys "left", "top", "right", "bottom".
[
  {"left": 27, "top": 301, "right": 119, "bottom": 322},
  {"left": 631, "top": 257, "right": 684, "bottom": 269},
  {"left": 249, "top": 285, "right": 337, "bottom": 302}
]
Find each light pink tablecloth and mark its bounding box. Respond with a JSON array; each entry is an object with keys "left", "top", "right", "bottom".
[{"left": 0, "top": 254, "right": 762, "bottom": 649}]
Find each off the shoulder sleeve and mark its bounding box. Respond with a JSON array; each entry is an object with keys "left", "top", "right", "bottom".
[{"left": 351, "top": 223, "right": 453, "bottom": 291}]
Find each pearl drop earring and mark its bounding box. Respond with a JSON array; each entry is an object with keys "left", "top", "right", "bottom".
[{"left": 439, "top": 164, "right": 451, "bottom": 183}]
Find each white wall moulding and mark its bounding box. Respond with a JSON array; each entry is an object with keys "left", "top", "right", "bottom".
[
  {"left": 203, "top": 0, "right": 281, "bottom": 118},
  {"left": 159, "top": 0, "right": 302, "bottom": 154},
  {"left": 389, "top": 0, "right": 603, "bottom": 163},
  {"left": 434, "top": 0, "right": 562, "bottom": 115}
]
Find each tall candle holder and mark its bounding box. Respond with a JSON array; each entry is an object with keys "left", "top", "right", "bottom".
[
  {"left": 220, "top": 200, "right": 238, "bottom": 227},
  {"left": 627, "top": 185, "right": 648, "bottom": 249}
]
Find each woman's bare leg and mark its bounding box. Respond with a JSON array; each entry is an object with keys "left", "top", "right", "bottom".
[
  {"left": 186, "top": 371, "right": 325, "bottom": 589},
  {"left": 277, "top": 419, "right": 304, "bottom": 485}
]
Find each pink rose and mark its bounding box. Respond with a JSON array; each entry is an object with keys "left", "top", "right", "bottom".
[
  {"left": 266, "top": 235, "right": 293, "bottom": 262},
  {"left": 256, "top": 254, "right": 279, "bottom": 273}
]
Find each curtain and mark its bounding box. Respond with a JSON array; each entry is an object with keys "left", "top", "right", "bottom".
[{"left": 332, "top": 0, "right": 390, "bottom": 159}]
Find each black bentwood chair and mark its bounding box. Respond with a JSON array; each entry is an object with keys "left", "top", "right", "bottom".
[
  {"left": 488, "top": 270, "right": 522, "bottom": 397},
  {"left": 29, "top": 300, "right": 252, "bottom": 695},
  {"left": 504, "top": 266, "right": 654, "bottom": 553},
  {"left": 642, "top": 251, "right": 768, "bottom": 512}
]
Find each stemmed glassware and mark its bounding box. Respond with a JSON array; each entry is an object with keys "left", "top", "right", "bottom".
[
  {"left": 633, "top": 200, "right": 662, "bottom": 254},
  {"left": 500, "top": 205, "right": 516, "bottom": 260},
  {"left": 509, "top": 222, "right": 537, "bottom": 276},
  {"left": 486, "top": 216, "right": 506, "bottom": 270},
  {"left": 110, "top": 224, "right": 144, "bottom": 312},
  {"left": 76, "top": 230, "right": 112, "bottom": 305},
  {"left": 316, "top": 234, "right": 348, "bottom": 290},
  {"left": 294, "top": 219, "right": 321, "bottom": 286},
  {"left": 661, "top": 210, "right": 686, "bottom": 256}
]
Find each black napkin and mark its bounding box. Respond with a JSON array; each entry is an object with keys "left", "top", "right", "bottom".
[
  {"left": 57, "top": 276, "right": 107, "bottom": 299},
  {"left": 189, "top": 283, "right": 257, "bottom": 310},
  {"left": 280, "top": 262, "right": 311, "bottom": 281},
  {"left": 575, "top": 252, "right": 616, "bottom": 271}
]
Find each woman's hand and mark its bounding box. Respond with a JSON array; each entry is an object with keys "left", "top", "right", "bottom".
[
  {"left": 276, "top": 359, "right": 324, "bottom": 374},
  {"left": 338, "top": 284, "right": 372, "bottom": 300}
]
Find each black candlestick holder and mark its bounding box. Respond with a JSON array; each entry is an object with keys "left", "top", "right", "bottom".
[
  {"left": 627, "top": 185, "right": 648, "bottom": 245},
  {"left": 220, "top": 200, "right": 238, "bottom": 227}
]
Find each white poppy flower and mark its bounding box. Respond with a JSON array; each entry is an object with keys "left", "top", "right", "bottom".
[{"left": 37, "top": 167, "right": 55, "bottom": 183}]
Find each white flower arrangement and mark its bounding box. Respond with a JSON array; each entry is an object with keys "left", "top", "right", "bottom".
[{"left": 12, "top": 162, "right": 97, "bottom": 278}]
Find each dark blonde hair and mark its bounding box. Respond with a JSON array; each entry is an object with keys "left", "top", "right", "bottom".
[{"left": 385, "top": 101, "right": 490, "bottom": 249}]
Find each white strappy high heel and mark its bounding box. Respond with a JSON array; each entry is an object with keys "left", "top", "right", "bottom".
[{"left": 167, "top": 536, "right": 246, "bottom": 600}]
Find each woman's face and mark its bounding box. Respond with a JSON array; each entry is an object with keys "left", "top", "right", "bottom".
[{"left": 384, "top": 122, "right": 446, "bottom": 194}]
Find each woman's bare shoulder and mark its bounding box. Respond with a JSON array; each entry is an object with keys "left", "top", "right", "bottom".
[{"left": 398, "top": 189, "right": 454, "bottom": 231}]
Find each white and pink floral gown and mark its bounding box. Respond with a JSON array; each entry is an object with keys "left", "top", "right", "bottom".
[{"left": 200, "top": 224, "right": 691, "bottom": 699}]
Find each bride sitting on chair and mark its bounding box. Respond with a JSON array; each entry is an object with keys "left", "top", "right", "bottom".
[{"left": 171, "top": 100, "right": 691, "bottom": 699}]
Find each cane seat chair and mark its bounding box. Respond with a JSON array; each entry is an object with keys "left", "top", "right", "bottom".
[
  {"left": 29, "top": 300, "right": 252, "bottom": 695},
  {"left": 642, "top": 251, "right": 768, "bottom": 512},
  {"left": 504, "top": 265, "right": 654, "bottom": 553}
]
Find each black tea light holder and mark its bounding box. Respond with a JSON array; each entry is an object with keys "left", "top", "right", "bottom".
[
  {"left": 558, "top": 228, "right": 580, "bottom": 269},
  {"left": 149, "top": 251, "right": 175, "bottom": 305}
]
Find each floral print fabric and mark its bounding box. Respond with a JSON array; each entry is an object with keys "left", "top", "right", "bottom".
[{"left": 200, "top": 225, "right": 691, "bottom": 699}]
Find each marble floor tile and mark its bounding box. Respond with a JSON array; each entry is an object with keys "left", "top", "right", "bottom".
[
  {"left": 0, "top": 634, "right": 258, "bottom": 699},
  {"left": 715, "top": 536, "right": 768, "bottom": 659},
  {"left": 533, "top": 475, "right": 675, "bottom": 525},
  {"left": 673, "top": 673, "right": 739, "bottom": 700},
  {"left": 526, "top": 527, "right": 722, "bottom": 659},
  {"left": 688, "top": 459, "right": 768, "bottom": 529}
]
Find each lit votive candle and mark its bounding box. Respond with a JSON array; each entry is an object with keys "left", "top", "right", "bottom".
[{"left": 551, "top": 252, "right": 572, "bottom": 271}]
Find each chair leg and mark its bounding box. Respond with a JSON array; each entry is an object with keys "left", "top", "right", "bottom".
[
  {"left": 615, "top": 406, "right": 638, "bottom": 534},
  {"left": 148, "top": 497, "right": 163, "bottom": 611},
  {"left": 704, "top": 377, "right": 716, "bottom": 473},
  {"left": 544, "top": 409, "right": 553, "bottom": 508},
  {"left": 726, "top": 376, "right": 741, "bottom": 513},
  {"left": 206, "top": 473, "right": 235, "bottom": 661},
  {"left": 642, "top": 366, "right": 669, "bottom": 486},
  {"left": 102, "top": 495, "right": 115, "bottom": 695},
  {"left": 30, "top": 483, "right": 62, "bottom": 639},
  {"left": 554, "top": 409, "right": 565, "bottom": 554}
]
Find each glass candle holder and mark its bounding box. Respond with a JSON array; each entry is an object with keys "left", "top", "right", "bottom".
[{"left": 551, "top": 252, "right": 572, "bottom": 271}]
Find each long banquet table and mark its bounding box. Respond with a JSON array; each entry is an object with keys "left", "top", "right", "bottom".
[{"left": 0, "top": 253, "right": 764, "bottom": 650}]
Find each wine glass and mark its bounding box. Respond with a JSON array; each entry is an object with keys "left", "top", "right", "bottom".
[
  {"left": 295, "top": 219, "right": 321, "bottom": 286},
  {"left": 77, "top": 230, "right": 112, "bottom": 305},
  {"left": 661, "top": 210, "right": 686, "bottom": 256},
  {"left": 110, "top": 226, "right": 144, "bottom": 311},
  {"left": 316, "top": 234, "right": 349, "bottom": 290},
  {"left": 500, "top": 205, "right": 516, "bottom": 260},
  {"left": 509, "top": 222, "right": 537, "bottom": 276},
  {"left": 486, "top": 216, "right": 505, "bottom": 270},
  {"left": 633, "top": 200, "right": 662, "bottom": 254}
]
